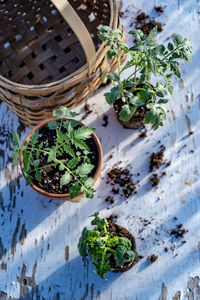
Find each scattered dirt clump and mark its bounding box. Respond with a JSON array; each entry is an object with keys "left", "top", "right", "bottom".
[
  {"left": 105, "top": 196, "right": 114, "bottom": 204},
  {"left": 149, "top": 145, "right": 165, "bottom": 171},
  {"left": 170, "top": 224, "right": 188, "bottom": 239},
  {"left": 102, "top": 115, "right": 109, "bottom": 127},
  {"left": 149, "top": 254, "right": 158, "bottom": 262},
  {"left": 134, "top": 12, "right": 163, "bottom": 36},
  {"left": 82, "top": 103, "right": 92, "bottom": 120},
  {"left": 107, "top": 168, "right": 137, "bottom": 198},
  {"left": 154, "top": 6, "right": 164, "bottom": 14},
  {"left": 138, "top": 129, "right": 147, "bottom": 138},
  {"left": 150, "top": 173, "right": 160, "bottom": 186}
]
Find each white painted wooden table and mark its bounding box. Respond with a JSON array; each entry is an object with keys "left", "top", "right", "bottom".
[{"left": 0, "top": 0, "right": 200, "bottom": 299}]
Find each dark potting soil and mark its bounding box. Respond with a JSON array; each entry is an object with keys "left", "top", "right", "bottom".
[
  {"left": 30, "top": 124, "right": 98, "bottom": 194},
  {"left": 107, "top": 168, "right": 137, "bottom": 198},
  {"left": 149, "top": 145, "right": 165, "bottom": 171},
  {"left": 134, "top": 12, "right": 163, "bottom": 36},
  {"left": 106, "top": 219, "right": 138, "bottom": 272}
]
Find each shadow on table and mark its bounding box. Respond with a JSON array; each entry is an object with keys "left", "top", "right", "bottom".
[{"left": 22, "top": 255, "right": 121, "bottom": 300}]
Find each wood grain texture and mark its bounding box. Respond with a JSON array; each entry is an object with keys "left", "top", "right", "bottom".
[{"left": 0, "top": 0, "right": 200, "bottom": 299}]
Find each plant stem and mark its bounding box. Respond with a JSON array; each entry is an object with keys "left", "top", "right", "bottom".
[{"left": 160, "top": 45, "right": 181, "bottom": 63}]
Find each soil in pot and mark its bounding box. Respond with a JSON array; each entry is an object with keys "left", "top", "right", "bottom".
[
  {"left": 106, "top": 217, "right": 138, "bottom": 272},
  {"left": 29, "top": 124, "right": 98, "bottom": 194},
  {"left": 114, "top": 98, "right": 146, "bottom": 129}
]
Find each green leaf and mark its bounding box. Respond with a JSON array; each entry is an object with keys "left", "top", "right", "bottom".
[
  {"left": 67, "top": 157, "right": 79, "bottom": 169},
  {"left": 137, "top": 90, "right": 152, "bottom": 102},
  {"left": 107, "top": 49, "right": 117, "bottom": 59},
  {"left": 23, "top": 151, "right": 32, "bottom": 172},
  {"left": 104, "top": 87, "right": 121, "bottom": 105},
  {"left": 78, "top": 227, "right": 89, "bottom": 256},
  {"left": 167, "top": 42, "right": 174, "bottom": 51},
  {"left": 53, "top": 107, "right": 79, "bottom": 119},
  {"left": 129, "top": 29, "right": 145, "bottom": 41},
  {"left": 119, "top": 105, "right": 135, "bottom": 121},
  {"left": 48, "top": 120, "right": 58, "bottom": 130},
  {"left": 32, "top": 159, "right": 40, "bottom": 168},
  {"left": 60, "top": 171, "right": 72, "bottom": 186},
  {"left": 81, "top": 186, "right": 95, "bottom": 198},
  {"left": 84, "top": 177, "right": 95, "bottom": 188},
  {"left": 127, "top": 94, "right": 144, "bottom": 106},
  {"left": 47, "top": 149, "right": 57, "bottom": 162},
  {"left": 156, "top": 91, "right": 164, "bottom": 97},
  {"left": 13, "top": 150, "right": 20, "bottom": 166},
  {"left": 73, "top": 139, "right": 89, "bottom": 151},
  {"left": 56, "top": 130, "right": 64, "bottom": 143},
  {"left": 26, "top": 175, "right": 33, "bottom": 185},
  {"left": 12, "top": 131, "right": 20, "bottom": 147},
  {"left": 64, "top": 145, "right": 75, "bottom": 157},
  {"left": 74, "top": 126, "right": 94, "bottom": 140},
  {"left": 29, "top": 129, "right": 39, "bottom": 145},
  {"left": 105, "top": 73, "right": 120, "bottom": 82},
  {"left": 146, "top": 26, "right": 157, "bottom": 46},
  {"left": 69, "top": 182, "right": 81, "bottom": 199},
  {"left": 63, "top": 119, "right": 80, "bottom": 129},
  {"left": 59, "top": 165, "right": 65, "bottom": 171},
  {"left": 66, "top": 122, "right": 74, "bottom": 138},
  {"left": 169, "top": 60, "right": 181, "bottom": 78},
  {"left": 35, "top": 170, "right": 42, "bottom": 182},
  {"left": 76, "top": 163, "right": 94, "bottom": 177},
  {"left": 172, "top": 33, "right": 183, "bottom": 46}
]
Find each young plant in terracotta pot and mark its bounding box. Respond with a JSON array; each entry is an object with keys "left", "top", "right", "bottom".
[
  {"left": 98, "top": 26, "right": 192, "bottom": 129},
  {"left": 12, "top": 107, "right": 103, "bottom": 202},
  {"left": 78, "top": 212, "right": 138, "bottom": 279}
]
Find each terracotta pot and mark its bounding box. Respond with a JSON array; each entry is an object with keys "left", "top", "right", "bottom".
[
  {"left": 106, "top": 221, "right": 138, "bottom": 272},
  {"left": 20, "top": 118, "right": 103, "bottom": 202}
]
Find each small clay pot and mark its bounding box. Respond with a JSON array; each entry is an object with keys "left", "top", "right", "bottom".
[
  {"left": 106, "top": 220, "right": 138, "bottom": 272},
  {"left": 20, "top": 118, "right": 103, "bottom": 202}
]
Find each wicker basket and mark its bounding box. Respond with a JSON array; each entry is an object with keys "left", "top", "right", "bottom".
[{"left": 0, "top": 0, "right": 126, "bottom": 127}]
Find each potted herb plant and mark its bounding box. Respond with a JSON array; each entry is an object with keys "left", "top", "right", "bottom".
[
  {"left": 12, "top": 107, "right": 103, "bottom": 202},
  {"left": 98, "top": 26, "right": 192, "bottom": 129},
  {"left": 78, "top": 212, "right": 138, "bottom": 279}
]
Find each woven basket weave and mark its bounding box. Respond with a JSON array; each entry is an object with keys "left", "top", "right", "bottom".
[{"left": 0, "top": 0, "right": 126, "bottom": 127}]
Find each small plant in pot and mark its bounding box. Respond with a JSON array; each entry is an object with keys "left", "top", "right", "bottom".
[
  {"left": 98, "top": 26, "right": 192, "bottom": 129},
  {"left": 78, "top": 212, "right": 138, "bottom": 279},
  {"left": 12, "top": 107, "right": 103, "bottom": 201}
]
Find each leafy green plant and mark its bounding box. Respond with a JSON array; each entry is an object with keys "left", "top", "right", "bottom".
[
  {"left": 98, "top": 26, "right": 192, "bottom": 129},
  {"left": 12, "top": 107, "right": 97, "bottom": 199},
  {"left": 78, "top": 212, "right": 136, "bottom": 279}
]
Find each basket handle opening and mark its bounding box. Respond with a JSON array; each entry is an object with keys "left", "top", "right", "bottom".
[{"left": 50, "top": 0, "right": 96, "bottom": 77}]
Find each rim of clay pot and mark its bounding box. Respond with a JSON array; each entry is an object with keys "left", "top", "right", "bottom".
[
  {"left": 107, "top": 222, "right": 138, "bottom": 273},
  {"left": 20, "top": 117, "right": 103, "bottom": 200}
]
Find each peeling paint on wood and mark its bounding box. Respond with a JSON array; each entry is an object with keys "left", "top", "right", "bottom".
[
  {"left": 65, "top": 246, "right": 69, "bottom": 261},
  {"left": 19, "top": 223, "right": 27, "bottom": 245},
  {"left": 11, "top": 217, "right": 20, "bottom": 255},
  {"left": 159, "top": 282, "right": 167, "bottom": 300}
]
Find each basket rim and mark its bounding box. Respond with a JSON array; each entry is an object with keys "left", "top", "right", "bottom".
[{"left": 0, "top": 0, "right": 118, "bottom": 93}]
